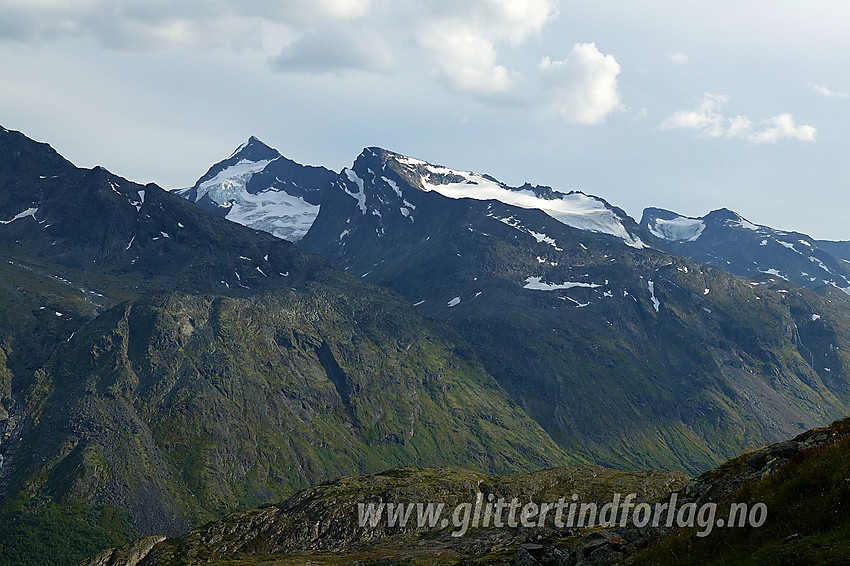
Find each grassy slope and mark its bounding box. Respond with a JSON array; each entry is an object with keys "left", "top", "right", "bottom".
[
  {"left": 632, "top": 418, "right": 850, "bottom": 566},
  {"left": 0, "top": 284, "right": 576, "bottom": 565}
]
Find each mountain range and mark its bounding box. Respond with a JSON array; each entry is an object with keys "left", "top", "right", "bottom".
[
  {"left": 177, "top": 137, "right": 850, "bottom": 475},
  {"left": 0, "top": 127, "right": 572, "bottom": 564},
  {"left": 1, "top": 127, "right": 849, "bottom": 565}
]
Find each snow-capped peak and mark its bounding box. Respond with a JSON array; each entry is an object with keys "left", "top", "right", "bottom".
[
  {"left": 173, "top": 138, "right": 335, "bottom": 242},
  {"left": 359, "top": 148, "right": 647, "bottom": 249},
  {"left": 642, "top": 207, "right": 850, "bottom": 295}
]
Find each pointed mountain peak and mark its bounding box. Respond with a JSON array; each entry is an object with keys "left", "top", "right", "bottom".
[
  {"left": 228, "top": 136, "right": 281, "bottom": 162},
  {"left": 335, "top": 147, "right": 647, "bottom": 249},
  {"left": 349, "top": 147, "right": 409, "bottom": 172},
  {"left": 703, "top": 208, "right": 764, "bottom": 231}
]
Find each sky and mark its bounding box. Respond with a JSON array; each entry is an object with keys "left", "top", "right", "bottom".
[{"left": 2, "top": 1, "right": 849, "bottom": 240}]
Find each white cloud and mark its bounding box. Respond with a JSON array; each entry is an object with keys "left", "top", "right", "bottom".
[
  {"left": 738, "top": 113, "right": 817, "bottom": 143},
  {"left": 414, "top": 0, "right": 558, "bottom": 98},
  {"left": 668, "top": 53, "right": 689, "bottom": 65},
  {"left": 300, "top": 0, "right": 371, "bottom": 21},
  {"left": 0, "top": 0, "right": 371, "bottom": 50},
  {"left": 660, "top": 93, "right": 816, "bottom": 143},
  {"left": 417, "top": 23, "right": 517, "bottom": 96},
  {"left": 538, "top": 43, "right": 624, "bottom": 124},
  {"left": 0, "top": 0, "right": 588, "bottom": 106},
  {"left": 270, "top": 27, "right": 395, "bottom": 74},
  {"left": 809, "top": 82, "right": 848, "bottom": 99},
  {"left": 476, "top": 0, "right": 560, "bottom": 44},
  {"left": 267, "top": 0, "right": 555, "bottom": 94},
  {"left": 660, "top": 93, "right": 728, "bottom": 137}
]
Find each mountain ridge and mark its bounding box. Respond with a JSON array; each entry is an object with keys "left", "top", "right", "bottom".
[{"left": 641, "top": 206, "right": 850, "bottom": 294}]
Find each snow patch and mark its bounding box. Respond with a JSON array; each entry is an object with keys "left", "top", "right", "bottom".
[
  {"left": 343, "top": 169, "right": 367, "bottom": 214},
  {"left": 383, "top": 176, "right": 403, "bottom": 197},
  {"left": 196, "top": 159, "right": 274, "bottom": 201},
  {"left": 809, "top": 255, "right": 832, "bottom": 274},
  {"left": 226, "top": 187, "right": 320, "bottom": 242},
  {"left": 188, "top": 156, "right": 320, "bottom": 241},
  {"left": 647, "top": 281, "right": 660, "bottom": 312},
  {"left": 648, "top": 216, "right": 706, "bottom": 242},
  {"left": 730, "top": 215, "right": 760, "bottom": 231},
  {"left": 491, "top": 215, "right": 563, "bottom": 251},
  {"left": 777, "top": 240, "right": 801, "bottom": 254},
  {"left": 398, "top": 157, "right": 645, "bottom": 248},
  {"left": 0, "top": 207, "right": 38, "bottom": 224},
  {"left": 524, "top": 276, "right": 602, "bottom": 291}
]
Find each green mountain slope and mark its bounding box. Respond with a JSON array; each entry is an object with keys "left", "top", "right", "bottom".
[{"left": 79, "top": 418, "right": 850, "bottom": 566}]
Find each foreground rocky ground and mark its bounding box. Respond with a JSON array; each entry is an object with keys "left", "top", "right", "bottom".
[{"left": 82, "top": 418, "right": 850, "bottom": 565}]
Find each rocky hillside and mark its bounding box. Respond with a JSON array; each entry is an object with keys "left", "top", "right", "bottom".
[
  {"left": 630, "top": 417, "right": 850, "bottom": 565},
  {"left": 81, "top": 418, "right": 850, "bottom": 565},
  {"left": 81, "top": 463, "right": 689, "bottom": 566}
]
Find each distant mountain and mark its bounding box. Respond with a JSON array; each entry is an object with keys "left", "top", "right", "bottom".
[
  {"left": 641, "top": 207, "right": 850, "bottom": 293},
  {"left": 173, "top": 137, "right": 336, "bottom": 241},
  {"left": 175, "top": 141, "right": 850, "bottom": 475},
  {"left": 293, "top": 146, "right": 850, "bottom": 475},
  {"left": 0, "top": 127, "right": 318, "bottom": 296},
  {"left": 0, "top": 127, "right": 574, "bottom": 565},
  {"left": 328, "top": 147, "right": 648, "bottom": 247}
]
